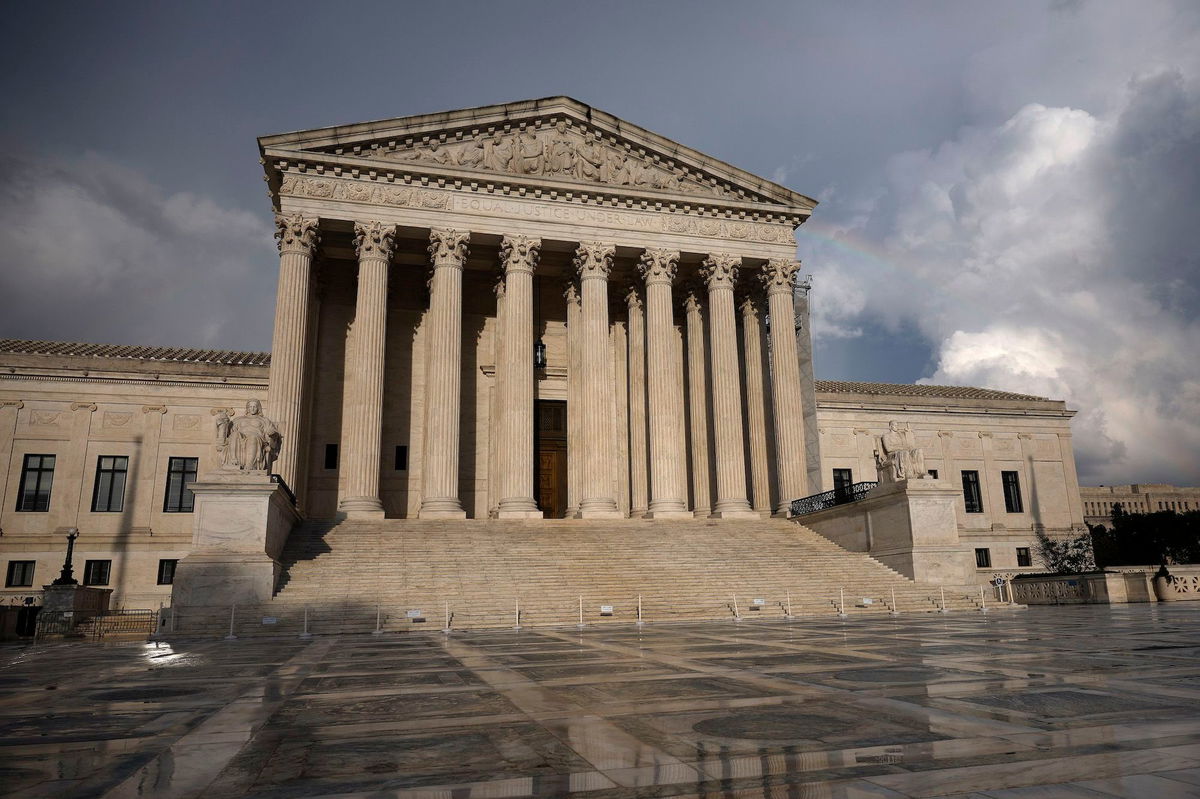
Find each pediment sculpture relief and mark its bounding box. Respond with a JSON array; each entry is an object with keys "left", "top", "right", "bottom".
[{"left": 361, "top": 121, "right": 736, "bottom": 199}]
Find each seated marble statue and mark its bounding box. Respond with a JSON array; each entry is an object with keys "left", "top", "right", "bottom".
[
  {"left": 215, "top": 399, "right": 281, "bottom": 472},
  {"left": 874, "top": 420, "right": 929, "bottom": 483}
]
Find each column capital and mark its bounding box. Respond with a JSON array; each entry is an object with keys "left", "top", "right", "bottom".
[
  {"left": 760, "top": 258, "right": 801, "bottom": 295},
  {"left": 623, "top": 283, "right": 643, "bottom": 312},
  {"left": 637, "top": 248, "right": 679, "bottom": 286},
  {"left": 700, "top": 253, "right": 741, "bottom": 291},
  {"left": 353, "top": 221, "right": 397, "bottom": 261},
  {"left": 500, "top": 234, "right": 541, "bottom": 276},
  {"left": 737, "top": 286, "right": 766, "bottom": 317},
  {"left": 680, "top": 281, "right": 706, "bottom": 314},
  {"left": 562, "top": 278, "right": 580, "bottom": 306},
  {"left": 274, "top": 213, "right": 320, "bottom": 255},
  {"left": 573, "top": 241, "right": 614, "bottom": 281},
  {"left": 428, "top": 227, "right": 470, "bottom": 266}
]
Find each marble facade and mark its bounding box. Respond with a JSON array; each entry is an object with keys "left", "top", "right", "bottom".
[{"left": 0, "top": 98, "right": 1089, "bottom": 608}]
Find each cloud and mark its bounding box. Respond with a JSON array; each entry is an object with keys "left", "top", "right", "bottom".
[
  {"left": 802, "top": 61, "right": 1200, "bottom": 485},
  {"left": 0, "top": 152, "right": 276, "bottom": 350}
]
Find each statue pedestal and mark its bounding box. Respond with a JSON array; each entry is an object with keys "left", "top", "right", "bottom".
[
  {"left": 798, "top": 477, "right": 974, "bottom": 584},
  {"left": 172, "top": 472, "right": 299, "bottom": 608}
]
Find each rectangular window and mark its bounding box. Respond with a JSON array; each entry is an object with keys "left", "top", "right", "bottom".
[
  {"left": 156, "top": 559, "right": 178, "bottom": 585},
  {"left": 5, "top": 560, "right": 35, "bottom": 587},
  {"left": 163, "top": 457, "right": 198, "bottom": 513},
  {"left": 394, "top": 445, "right": 408, "bottom": 471},
  {"left": 324, "top": 443, "right": 338, "bottom": 470},
  {"left": 1016, "top": 547, "right": 1032, "bottom": 568},
  {"left": 832, "top": 468, "right": 853, "bottom": 502},
  {"left": 91, "top": 455, "right": 130, "bottom": 512},
  {"left": 83, "top": 559, "right": 111, "bottom": 587},
  {"left": 16, "top": 454, "right": 55, "bottom": 512},
  {"left": 975, "top": 548, "right": 991, "bottom": 568},
  {"left": 1002, "top": 471, "right": 1023, "bottom": 513},
  {"left": 961, "top": 470, "right": 983, "bottom": 513},
  {"left": 928, "top": 468, "right": 939, "bottom": 479}
]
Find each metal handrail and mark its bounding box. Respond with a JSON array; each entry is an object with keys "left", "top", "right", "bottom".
[
  {"left": 789, "top": 481, "right": 879, "bottom": 516},
  {"left": 270, "top": 473, "right": 297, "bottom": 506}
]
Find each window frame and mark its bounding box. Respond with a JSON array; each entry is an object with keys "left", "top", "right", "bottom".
[
  {"left": 1001, "top": 470, "right": 1023, "bottom": 514},
  {"left": 394, "top": 444, "right": 408, "bottom": 472},
  {"left": 5, "top": 560, "right": 35, "bottom": 588},
  {"left": 323, "top": 443, "right": 338, "bottom": 470},
  {"left": 163, "top": 457, "right": 199, "bottom": 513},
  {"left": 83, "top": 559, "right": 112, "bottom": 587},
  {"left": 1016, "top": 547, "right": 1032, "bottom": 568},
  {"left": 16, "top": 453, "right": 56, "bottom": 512},
  {"left": 832, "top": 468, "right": 853, "bottom": 502},
  {"left": 91, "top": 455, "right": 130, "bottom": 513},
  {"left": 156, "top": 559, "right": 178, "bottom": 586},
  {"left": 975, "top": 548, "right": 991, "bottom": 568},
  {"left": 961, "top": 470, "right": 984, "bottom": 513}
]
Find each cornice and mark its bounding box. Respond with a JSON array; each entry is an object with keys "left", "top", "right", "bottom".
[{"left": 0, "top": 372, "right": 266, "bottom": 390}]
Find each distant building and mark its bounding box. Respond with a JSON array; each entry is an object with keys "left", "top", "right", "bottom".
[{"left": 1081, "top": 484, "right": 1200, "bottom": 526}]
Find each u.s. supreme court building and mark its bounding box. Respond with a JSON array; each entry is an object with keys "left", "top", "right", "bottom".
[{"left": 0, "top": 99, "right": 1086, "bottom": 622}]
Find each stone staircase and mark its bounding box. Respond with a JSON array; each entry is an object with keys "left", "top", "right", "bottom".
[{"left": 170, "top": 518, "right": 1006, "bottom": 637}]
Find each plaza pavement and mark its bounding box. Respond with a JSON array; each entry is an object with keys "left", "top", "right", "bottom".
[{"left": 4, "top": 605, "right": 1200, "bottom": 798}]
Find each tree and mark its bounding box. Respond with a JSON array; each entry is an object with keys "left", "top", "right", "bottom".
[
  {"left": 1035, "top": 528, "right": 1096, "bottom": 574},
  {"left": 1088, "top": 505, "right": 1200, "bottom": 567}
]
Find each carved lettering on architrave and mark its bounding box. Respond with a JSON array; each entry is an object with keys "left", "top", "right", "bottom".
[{"left": 278, "top": 174, "right": 795, "bottom": 245}]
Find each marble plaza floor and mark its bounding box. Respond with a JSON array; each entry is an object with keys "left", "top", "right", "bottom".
[{"left": 5, "top": 607, "right": 1200, "bottom": 798}]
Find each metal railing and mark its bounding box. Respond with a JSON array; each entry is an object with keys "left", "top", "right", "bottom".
[
  {"left": 789, "top": 481, "right": 879, "bottom": 516},
  {"left": 33, "top": 609, "right": 157, "bottom": 642},
  {"left": 270, "top": 473, "right": 296, "bottom": 506}
]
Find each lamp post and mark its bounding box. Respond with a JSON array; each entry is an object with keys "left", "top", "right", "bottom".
[{"left": 52, "top": 528, "right": 80, "bottom": 586}]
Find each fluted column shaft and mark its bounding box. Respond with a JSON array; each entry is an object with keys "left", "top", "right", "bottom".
[
  {"left": 683, "top": 289, "right": 712, "bottom": 517},
  {"left": 339, "top": 221, "right": 395, "bottom": 517},
  {"left": 639, "top": 249, "right": 690, "bottom": 517},
  {"left": 701, "top": 254, "right": 757, "bottom": 518},
  {"left": 419, "top": 228, "right": 471, "bottom": 519},
  {"left": 740, "top": 293, "right": 774, "bottom": 515},
  {"left": 625, "top": 287, "right": 649, "bottom": 517},
  {"left": 763, "top": 259, "right": 810, "bottom": 513},
  {"left": 574, "top": 242, "right": 622, "bottom": 517},
  {"left": 496, "top": 236, "right": 542, "bottom": 518},
  {"left": 269, "top": 214, "right": 319, "bottom": 497},
  {"left": 564, "top": 282, "right": 582, "bottom": 517}
]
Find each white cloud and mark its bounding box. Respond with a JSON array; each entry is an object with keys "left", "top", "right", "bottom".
[
  {"left": 804, "top": 55, "right": 1200, "bottom": 484},
  {"left": 0, "top": 152, "right": 276, "bottom": 350}
]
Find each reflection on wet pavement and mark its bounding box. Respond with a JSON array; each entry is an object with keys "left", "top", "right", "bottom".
[{"left": 3, "top": 605, "right": 1200, "bottom": 796}]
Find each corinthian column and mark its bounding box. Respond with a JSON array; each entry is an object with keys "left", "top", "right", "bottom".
[
  {"left": 496, "top": 235, "right": 542, "bottom": 518},
  {"left": 574, "top": 242, "right": 622, "bottom": 518},
  {"left": 739, "top": 290, "right": 774, "bottom": 516},
  {"left": 682, "top": 285, "right": 712, "bottom": 517},
  {"left": 420, "top": 228, "right": 471, "bottom": 518},
  {"left": 638, "top": 249, "right": 690, "bottom": 517},
  {"left": 564, "top": 281, "right": 582, "bottom": 517},
  {"left": 625, "top": 285, "right": 649, "bottom": 517},
  {"left": 761, "top": 258, "right": 809, "bottom": 512},
  {"left": 700, "top": 253, "right": 757, "bottom": 518},
  {"left": 269, "top": 214, "right": 319, "bottom": 497},
  {"left": 338, "top": 221, "right": 395, "bottom": 517}
]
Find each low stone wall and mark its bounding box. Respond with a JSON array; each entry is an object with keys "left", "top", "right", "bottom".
[
  {"left": 1154, "top": 567, "right": 1200, "bottom": 601},
  {"left": 1012, "top": 571, "right": 1155, "bottom": 604}
]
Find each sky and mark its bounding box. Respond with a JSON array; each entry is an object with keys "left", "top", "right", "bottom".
[{"left": 0, "top": 1, "right": 1197, "bottom": 486}]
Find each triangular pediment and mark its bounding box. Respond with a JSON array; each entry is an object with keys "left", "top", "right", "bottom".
[{"left": 259, "top": 97, "right": 816, "bottom": 215}]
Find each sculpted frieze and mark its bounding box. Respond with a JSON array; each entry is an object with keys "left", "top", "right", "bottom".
[
  {"left": 279, "top": 174, "right": 794, "bottom": 245},
  {"left": 362, "top": 120, "right": 733, "bottom": 199}
]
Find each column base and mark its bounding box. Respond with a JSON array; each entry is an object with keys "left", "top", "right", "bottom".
[
  {"left": 646, "top": 509, "right": 694, "bottom": 519},
  {"left": 338, "top": 499, "right": 384, "bottom": 520},
  {"left": 693, "top": 508, "right": 712, "bottom": 519},
  {"left": 629, "top": 508, "right": 648, "bottom": 519},
  {"left": 497, "top": 498, "right": 542, "bottom": 519},
  {"left": 580, "top": 509, "right": 626, "bottom": 519},
  {"left": 579, "top": 498, "right": 621, "bottom": 519},
  {"left": 419, "top": 497, "right": 467, "bottom": 519},
  {"left": 711, "top": 500, "right": 759, "bottom": 519}
]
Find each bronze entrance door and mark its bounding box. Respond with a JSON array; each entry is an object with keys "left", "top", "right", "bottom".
[{"left": 535, "top": 400, "right": 568, "bottom": 518}]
